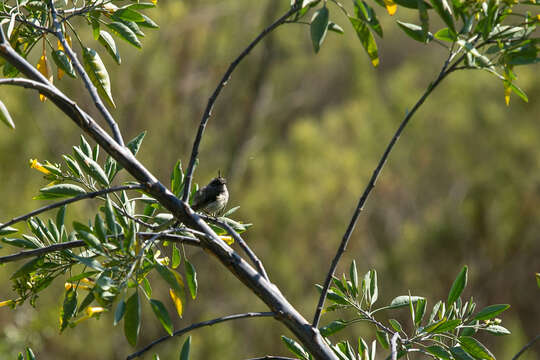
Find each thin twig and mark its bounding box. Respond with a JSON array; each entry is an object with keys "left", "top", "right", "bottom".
[
  {"left": 312, "top": 49, "right": 464, "bottom": 327},
  {"left": 203, "top": 215, "right": 270, "bottom": 281},
  {"left": 49, "top": 0, "right": 125, "bottom": 146},
  {"left": 512, "top": 334, "right": 540, "bottom": 360},
  {"left": 0, "top": 184, "right": 142, "bottom": 232},
  {"left": 126, "top": 312, "right": 276, "bottom": 359},
  {"left": 0, "top": 12, "right": 53, "bottom": 33},
  {"left": 181, "top": 5, "right": 301, "bottom": 202},
  {"left": 0, "top": 233, "right": 200, "bottom": 265}
]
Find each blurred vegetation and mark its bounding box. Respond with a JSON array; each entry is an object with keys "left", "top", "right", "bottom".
[{"left": 0, "top": 0, "right": 539, "bottom": 359}]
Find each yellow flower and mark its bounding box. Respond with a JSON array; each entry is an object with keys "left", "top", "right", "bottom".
[
  {"left": 86, "top": 306, "right": 105, "bottom": 316},
  {"left": 0, "top": 300, "right": 14, "bottom": 307},
  {"left": 219, "top": 235, "right": 234, "bottom": 245},
  {"left": 383, "top": 0, "right": 397, "bottom": 15},
  {"left": 29, "top": 159, "right": 51, "bottom": 174}
]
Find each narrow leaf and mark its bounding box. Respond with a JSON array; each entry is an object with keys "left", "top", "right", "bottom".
[
  {"left": 310, "top": 7, "right": 330, "bottom": 53},
  {"left": 179, "top": 336, "right": 191, "bottom": 360},
  {"left": 150, "top": 299, "right": 173, "bottom": 335},
  {"left": 184, "top": 259, "right": 198, "bottom": 300},
  {"left": 0, "top": 100, "right": 15, "bottom": 129},
  {"left": 124, "top": 291, "right": 141, "bottom": 346},
  {"left": 447, "top": 265, "right": 468, "bottom": 306}
]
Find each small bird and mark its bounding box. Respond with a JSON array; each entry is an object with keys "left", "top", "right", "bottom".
[{"left": 191, "top": 175, "right": 229, "bottom": 215}]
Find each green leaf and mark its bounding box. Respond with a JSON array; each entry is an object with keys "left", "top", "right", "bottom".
[
  {"left": 63, "top": 155, "right": 82, "bottom": 177},
  {"left": 80, "top": 135, "right": 92, "bottom": 157},
  {"left": 389, "top": 319, "right": 403, "bottom": 332},
  {"left": 429, "top": 0, "right": 455, "bottom": 33},
  {"left": 222, "top": 206, "right": 240, "bottom": 217},
  {"left": 310, "top": 7, "right": 329, "bottom": 53},
  {"left": 56, "top": 205, "right": 66, "bottom": 229},
  {"left": 78, "top": 292, "right": 95, "bottom": 314},
  {"left": 0, "top": 225, "right": 19, "bottom": 236},
  {"left": 156, "top": 264, "right": 184, "bottom": 295},
  {"left": 98, "top": 30, "right": 121, "bottom": 65},
  {"left": 114, "top": 8, "right": 145, "bottom": 22},
  {"left": 415, "top": 298, "right": 427, "bottom": 326},
  {"left": 171, "top": 160, "right": 184, "bottom": 197},
  {"left": 397, "top": 21, "right": 430, "bottom": 43},
  {"left": 107, "top": 22, "right": 142, "bottom": 49},
  {"left": 172, "top": 244, "right": 181, "bottom": 269},
  {"left": 450, "top": 346, "right": 475, "bottom": 360},
  {"left": 485, "top": 325, "right": 511, "bottom": 335},
  {"left": 350, "top": 260, "right": 358, "bottom": 296},
  {"left": 78, "top": 230, "right": 103, "bottom": 252},
  {"left": 114, "top": 298, "right": 126, "bottom": 326},
  {"left": 179, "top": 336, "right": 191, "bottom": 360},
  {"left": 536, "top": 273, "right": 540, "bottom": 288},
  {"left": 82, "top": 47, "right": 115, "bottom": 108},
  {"left": 72, "top": 147, "right": 110, "bottom": 186},
  {"left": 127, "top": 131, "right": 146, "bottom": 156},
  {"left": 417, "top": 0, "right": 429, "bottom": 38},
  {"left": 38, "top": 184, "right": 86, "bottom": 198},
  {"left": 2, "top": 237, "right": 39, "bottom": 249},
  {"left": 150, "top": 299, "right": 173, "bottom": 336},
  {"left": 69, "top": 252, "right": 105, "bottom": 271},
  {"left": 281, "top": 336, "right": 310, "bottom": 360},
  {"left": 138, "top": 13, "right": 159, "bottom": 28},
  {"left": 434, "top": 318, "right": 461, "bottom": 332},
  {"left": 0, "top": 100, "right": 15, "bottom": 129},
  {"left": 126, "top": 2, "right": 156, "bottom": 10},
  {"left": 320, "top": 319, "right": 347, "bottom": 336},
  {"left": 10, "top": 257, "right": 43, "bottom": 279},
  {"left": 60, "top": 288, "right": 77, "bottom": 332},
  {"left": 425, "top": 345, "right": 452, "bottom": 360},
  {"left": 447, "top": 265, "right": 467, "bottom": 306},
  {"left": 348, "top": 17, "right": 379, "bottom": 67},
  {"left": 184, "top": 259, "right": 198, "bottom": 300},
  {"left": 52, "top": 50, "right": 76, "bottom": 78},
  {"left": 25, "top": 348, "right": 36, "bottom": 360},
  {"left": 473, "top": 304, "right": 510, "bottom": 321},
  {"left": 388, "top": 295, "right": 425, "bottom": 309},
  {"left": 141, "top": 278, "right": 152, "bottom": 298},
  {"left": 354, "top": 1, "right": 383, "bottom": 37},
  {"left": 367, "top": 269, "right": 378, "bottom": 306},
  {"left": 376, "top": 330, "right": 389, "bottom": 349},
  {"left": 124, "top": 291, "right": 141, "bottom": 346},
  {"left": 328, "top": 22, "right": 344, "bottom": 34},
  {"left": 459, "top": 336, "right": 495, "bottom": 360},
  {"left": 509, "top": 82, "right": 528, "bottom": 103},
  {"left": 67, "top": 271, "right": 98, "bottom": 282},
  {"left": 105, "top": 196, "right": 117, "bottom": 233},
  {"left": 434, "top": 27, "right": 456, "bottom": 42}
]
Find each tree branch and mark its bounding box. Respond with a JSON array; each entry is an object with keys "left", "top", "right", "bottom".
[
  {"left": 181, "top": 5, "right": 301, "bottom": 202},
  {"left": 0, "top": 233, "right": 201, "bottom": 265},
  {"left": 126, "top": 312, "right": 276, "bottom": 359},
  {"left": 203, "top": 215, "right": 269, "bottom": 282},
  {"left": 0, "top": 184, "right": 142, "bottom": 232},
  {"left": 512, "top": 334, "right": 540, "bottom": 360},
  {"left": 49, "top": 0, "right": 125, "bottom": 146},
  {"left": 312, "top": 51, "right": 463, "bottom": 327}
]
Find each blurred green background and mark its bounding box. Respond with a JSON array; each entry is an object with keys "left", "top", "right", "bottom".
[{"left": 0, "top": 0, "right": 539, "bottom": 359}]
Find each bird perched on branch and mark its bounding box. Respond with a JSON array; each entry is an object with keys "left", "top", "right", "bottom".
[{"left": 191, "top": 175, "right": 229, "bottom": 215}]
